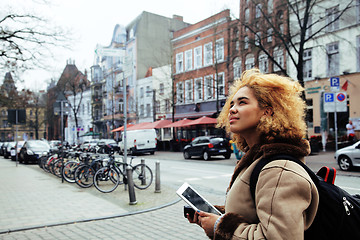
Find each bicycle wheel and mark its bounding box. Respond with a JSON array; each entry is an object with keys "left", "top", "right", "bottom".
[
  {"left": 52, "top": 159, "right": 63, "bottom": 178},
  {"left": 132, "top": 164, "right": 153, "bottom": 189},
  {"left": 93, "top": 167, "right": 120, "bottom": 193},
  {"left": 75, "top": 165, "right": 95, "bottom": 188},
  {"left": 62, "top": 161, "right": 79, "bottom": 183}
]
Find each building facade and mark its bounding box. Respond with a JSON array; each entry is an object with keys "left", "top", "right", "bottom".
[{"left": 172, "top": 10, "right": 232, "bottom": 121}]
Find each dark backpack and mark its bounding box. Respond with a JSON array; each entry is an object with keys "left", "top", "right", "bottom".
[{"left": 250, "top": 154, "right": 360, "bottom": 240}]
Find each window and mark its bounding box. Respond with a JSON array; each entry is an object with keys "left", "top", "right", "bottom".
[
  {"left": 204, "top": 42, "right": 213, "bottom": 66},
  {"left": 30, "top": 110, "right": 33, "bottom": 116},
  {"left": 146, "top": 86, "right": 151, "bottom": 97},
  {"left": 215, "top": 38, "right": 224, "bottom": 62},
  {"left": 268, "top": 0, "right": 273, "bottom": 13},
  {"left": 204, "top": 75, "right": 214, "bottom": 100},
  {"left": 258, "top": 52, "right": 268, "bottom": 73},
  {"left": 236, "top": 41, "right": 240, "bottom": 51},
  {"left": 233, "top": 57, "right": 242, "bottom": 79},
  {"left": 194, "top": 46, "right": 202, "bottom": 69},
  {"left": 255, "top": 32, "right": 261, "bottom": 46},
  {"left": 155, "top": 101, "right": 160, "bottom": 113},
  {"left": 245, "top": 8, "right": 250, "bottom": 22},
  {"left": 273, "top": 47, "right": 284, "bottom": 72},
  {"left": 159, "top": 83, "right": 164, "bottom": 95},
  {"left": 140, "top": 87, "right": 144, "bottom": 98},
  {"left": 244, "top": 36, "right": 249, "bottom": 49},
  {"left": 140, "top": 105, "right": 144, "bottom": 117},
  {"left": 303, "top": 49, "right": 312, "bottom": 80},
  {"left": 195, "top": 78, "right": 203, "bottom": 102},
  {"left": 176, "top": 82, "right": 184, "bottom": 104},
  {"left": 185, "top": 79, "right": 193, "bottom": 103},
  {"left": 255, "top": 4, "right": 262, "bottom": 18},
  {"left": 146, "top": 104, "right": 151, "bottom": 117},
  {"left": 185, "top": 49, "right": 193, "bottom": 71},
  {"left": 267, "top": 28, "right": 273, "bottom": 43},
  {"left": 176, "top": 52, "right": 184, "bottom": 73},
  {"left": 245, "top": 54, "right": 255, "bottom": 70},
  {"left": 215, "top": 72, "right": 225, "bottom": 97},
  {"left": 279, "top": 24, "right": 284, "bottom": 34},
  {"left": 327, "top": 42, "right": 339, "bottom": 77},
  {"left": 326, "top": 6, "right": 339, "bottom": 32},
  {"left": 306, "top": 99, "right": 313, "bottom": 129}
]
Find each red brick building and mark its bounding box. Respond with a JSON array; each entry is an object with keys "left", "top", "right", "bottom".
[
  {"left": 229, "top": 0, "right": 288, "bottom": 80},
  {"left": 172, "top": 10, "right": 232, "bottom": 121}
]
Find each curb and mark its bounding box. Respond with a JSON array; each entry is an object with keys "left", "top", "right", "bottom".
[{"left": 0, "top": 198, "right": 181, "bottom": 235}]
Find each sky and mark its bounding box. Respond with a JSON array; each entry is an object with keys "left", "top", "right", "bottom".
[{"left": 1, "top": 0, "right": 239, "bottom": 91}]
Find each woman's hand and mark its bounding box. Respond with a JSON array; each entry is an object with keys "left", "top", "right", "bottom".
[{"left": 187, "top": 210, "right": 220, "bottom": 238}]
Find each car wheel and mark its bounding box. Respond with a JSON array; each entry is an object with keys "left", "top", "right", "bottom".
[
  {"left": 150, "top": 151, "right": 155, "bottom": 155},
  {"left": 203, "top": 151, "right": 210, "bottom": 161},
  {"left": 224, "top": 153, "right": 231, "bottom": 159},
  {"left": 183, "top": 151, "right": 191, "bottom": 159},
  {"left": 338, "top": 156, "right": 352, "bottom": 171}
]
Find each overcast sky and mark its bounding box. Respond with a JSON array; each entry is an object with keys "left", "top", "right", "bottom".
[{"left": 1, "top": 0, "right": 239, "bottom": 91}]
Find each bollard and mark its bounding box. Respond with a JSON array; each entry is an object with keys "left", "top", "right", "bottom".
[
  {"left": 155, "top": 161, "right": 161, "bottom": 193},
  {"left": 126, "top": 166, "right": 137, "bottom": 205},
  {"left": 141, "top": 158, "right": 146, "bottom": 186}
]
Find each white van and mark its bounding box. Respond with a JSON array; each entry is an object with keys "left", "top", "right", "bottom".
[{"left": 118, "top": 129, "right": 157, "bottom": 155}]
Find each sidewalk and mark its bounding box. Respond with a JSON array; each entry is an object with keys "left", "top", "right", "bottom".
[{"left": 0, "top": 157, "right": 210, "bottom": 240}]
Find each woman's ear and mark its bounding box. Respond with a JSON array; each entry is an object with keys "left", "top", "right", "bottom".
[{"left": 264, "top": 107, "right": 273, "bottom": 116}]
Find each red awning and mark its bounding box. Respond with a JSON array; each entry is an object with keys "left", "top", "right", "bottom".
[
  {"left": 183, "top": 116, "right": 217, "bottom": 126},
  {"left": 127, "top": 122, "right": 153, "bottom": 130},
  {"left": 144, "top": 119, "right": 173, "bottom": 129},
  {"left": 163, "top": 119, "right": 194, "bottom": 128},
  {"left": 111, "top": 124, "right": 134, "bottom": 132}
]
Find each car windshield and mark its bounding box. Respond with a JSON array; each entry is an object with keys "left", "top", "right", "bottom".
[
  {"left": 103, "top": 140, "right": 116, "bottom": 144},
  {"left": 210, "top": 138, "right": 224, "bottom": 144},
  {"left": 27, "top": 141, "right": 50, "bottom": 150}
]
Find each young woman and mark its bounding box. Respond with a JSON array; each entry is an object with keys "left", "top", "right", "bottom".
[{"left": 187, "top": 69, "right": 319, "bottom": 239}]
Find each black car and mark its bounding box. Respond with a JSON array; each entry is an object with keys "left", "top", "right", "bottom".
[
  {"left": 183, "top": 136, "right": 232, "bottom": 160},
  {"left": 0, "top": 142, "right": 8, "bottom": 156},
  {"left": 19, "top": 140, "right": 51, "bottom": 164},
  {"left": 96, "top": 139, "right": 120, "bottom": 154}
]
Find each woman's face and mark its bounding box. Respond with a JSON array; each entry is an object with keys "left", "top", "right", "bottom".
[{"left": 228, "top": 87, "right": 265, "bottom": 136}]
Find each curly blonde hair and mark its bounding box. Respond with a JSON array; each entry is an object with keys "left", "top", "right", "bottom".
[{"left": 217, "top": 69, "right": 307, "bottom": 150}]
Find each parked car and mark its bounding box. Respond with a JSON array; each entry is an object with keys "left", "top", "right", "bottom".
[
  {"left": 19, "top": 140, "right": 51, "bottom": 164},
  {"left": 80, "top": 139, "right": 99, "bottom": 152},
  {"left": 96, "top": 139, "right": 120, "bottom": 154},
  {"left": 4, "top": 141, "right": 16, "bottom": 159},
  {"left": 335, "top": 140, "right": 360, "bottom": 171},
  {"left": 0, "top": 142, "right": 8, "bottom": 156},
  {"left": 183, "top": 136, "right": 232, "bottom": 160},
  {"left": 49, "top": 140, "right": 62, "bottom": 151},
  {"left": 11, "top": 141, "right": 25, "bottom": 161},
  {"left": 118, "top": 129, "right": 157, "bottom": 155}
]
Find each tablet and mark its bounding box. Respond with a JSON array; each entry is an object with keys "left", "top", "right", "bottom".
[{"left": 176, "top": 182, "right": 221, "bottom": 215}]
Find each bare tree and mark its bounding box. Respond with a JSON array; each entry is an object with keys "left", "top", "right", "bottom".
[
  {"left": 0, "top": 5, "right": 68, "bottom": 76},
  {"left": 234, "top": 0, "right": 354, "bottom": 89}
]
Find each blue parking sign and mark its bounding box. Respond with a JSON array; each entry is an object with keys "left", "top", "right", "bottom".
[
  {"left": 330, "top": 77, "right": 340, "bottom": 87},
  {"left": 324, "top": 93, "right": 334, "bottom": 102}
]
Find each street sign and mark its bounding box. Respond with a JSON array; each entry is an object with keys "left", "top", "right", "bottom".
[
  {"left": 95, "top": 47, "right": 124, "bottom": 56},
  {"left": 323, "top": 92, "right": 347, "bottom": 112},
  {"left": 330, "top": 77, "right": 340, "bottom": 87},
  {"left": 330, "top": 77, "right": 340, "bottom": 92}
]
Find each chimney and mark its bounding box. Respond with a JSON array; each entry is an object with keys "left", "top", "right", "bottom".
[{"left": 173, "top": 15, "right": 183, "bottom": 22}]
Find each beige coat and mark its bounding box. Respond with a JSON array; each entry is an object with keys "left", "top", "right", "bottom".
[{"left": 214, "top": 156, "right": 319, "bottom": 240}]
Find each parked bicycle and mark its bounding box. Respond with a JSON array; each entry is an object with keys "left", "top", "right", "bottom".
[{"left": 93, "top": 155, "right": 153, "bottom": 193}]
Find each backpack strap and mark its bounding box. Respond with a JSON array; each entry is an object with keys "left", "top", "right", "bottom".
[
  {"left": 249, "top": 154, "right": 320, "bottom": 201},
  {"left": 317, "top": 166, "right": 336, "bottom": 184}
]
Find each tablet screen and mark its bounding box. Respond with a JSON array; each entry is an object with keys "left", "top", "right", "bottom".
[{"left": 181, "top": 186, "right": 220, "bottom": 215}]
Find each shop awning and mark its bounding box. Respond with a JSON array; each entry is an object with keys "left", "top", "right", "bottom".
[
  {"left": 163, "top": 118, "right": 194, "bottom": 128},
  {"left": 127, "top": 122, "right": 153, "bottom": 130},
  {"left": 145, "top": 119, "right": 172, "bottom": 129},
  {"left": 183, "top": 116, "right": 217, "bottom": 126},
  {"left": 111, "top": 124, "right": 134, "bottom": 132}
]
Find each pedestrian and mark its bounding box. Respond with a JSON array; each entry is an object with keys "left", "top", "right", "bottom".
[
  {"left": 346, "top": 120, "right": 356, "bottom": 141},
  {"left": 186, "top": 69, "right": 319, "bottom": 239}
]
